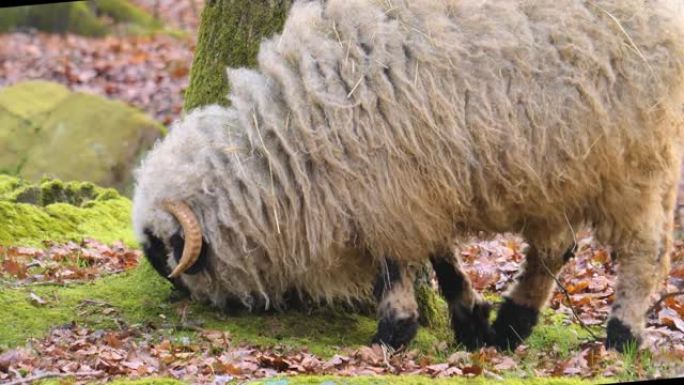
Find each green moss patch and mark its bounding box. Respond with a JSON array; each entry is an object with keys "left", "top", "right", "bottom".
[
  {"left": 0, "top": 175, "right": 135, "bottom": 247},
  {"left": 527, "top": 309, "right": 599, "bottom": 358}
]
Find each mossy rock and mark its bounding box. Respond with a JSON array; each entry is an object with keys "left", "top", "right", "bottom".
[
  {"left": 0, "top": 174, "right": 135, "bottom": 247},
  {"left": 0, "top": 0, "right": 163, "bottom": 37},
  {"left": 0, "top": 80, "right": 164, "bottom": 194}
]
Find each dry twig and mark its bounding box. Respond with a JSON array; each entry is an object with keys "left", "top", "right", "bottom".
[
  {"left": 646, "top": 290, "right": 684, "bottom": 316},
  {"left": 539, "top": 259, "right": 600, "bottom": 340}
]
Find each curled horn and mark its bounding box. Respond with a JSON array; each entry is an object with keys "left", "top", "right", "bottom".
[{"left": 162, "top": 200, "right": 202, "bottom": 278}]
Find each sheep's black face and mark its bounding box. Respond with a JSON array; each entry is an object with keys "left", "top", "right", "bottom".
[
  {"left": 169, "top": 230, "right": 209, "bottom": 275},
  {"left": 142, "top": 229, "right": 173, "bottom": 279},
  {"left": 141, "top": 228, "right": 209, "bottom": 292}
]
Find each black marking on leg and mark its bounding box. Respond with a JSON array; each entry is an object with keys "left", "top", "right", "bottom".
[
  {"left": 431, "top": 254, "right": 493, "bottom": 350},
  {"left": 491, "top": 297, "right": 539, "bottom": 351},
  {"left": 170, "top": 230, "right": 209, "bottom": 275},
  {"left": 371, "top": 258, "right": 418, "bottom": 349},
  {"left": 451, "top": 301, "right": 494, "bottom": 351},
  {"left": 372, "top": 309, "right": 419, "bottom": 350},
  {"left": 430, "top": 255, "right": 467, "bottom": 301},
  {"left": 562, "top": 242, "right": 578, "bottom": 262},
  {"left": 373, "top": 259, "right": 402, "bottom": 301},
  {"left": 605, "top": 318, "right": 641, "bottom": 353}
]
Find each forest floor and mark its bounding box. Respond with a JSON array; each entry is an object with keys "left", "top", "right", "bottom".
[{"left": 2, "top": 231, "right": 684, "bottom": 384}]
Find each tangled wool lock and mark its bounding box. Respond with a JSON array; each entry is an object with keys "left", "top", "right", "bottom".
[{"left": 133, "top": 0, "right": 684, "bottom": 352}]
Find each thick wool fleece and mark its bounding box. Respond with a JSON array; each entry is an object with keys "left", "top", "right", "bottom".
[{"left": 133, "top": 0, "right": 684, "bottom": 310}]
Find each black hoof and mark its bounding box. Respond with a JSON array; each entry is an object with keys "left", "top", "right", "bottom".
[
  {"left": 490, "top": 297, "right": 539, "bottom": 351},
  {"left": 451, "top": 301, "right": 494, "bottom": 351},
  {"left": 372, "top": 313, "right": 419, "bottom": 350},
  {"left": 605, "top": 318, "right": 641, "bottom": 353}
]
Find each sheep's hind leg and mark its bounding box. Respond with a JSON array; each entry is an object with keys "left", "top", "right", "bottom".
[
  {"left": 372, "top": 258, "right": 419, "bottom": 350},
  {"left": 430, "top": 251, "right": 493, "bottom": 351},
  {"left": 606, "top": 187, "right": 675, "bottom": 352},
  {"left": 490, "top": 241, "right": 575, "bottom": 351},
  {"left": 606, "top": 236, "right": 666, "bottom": 352}
]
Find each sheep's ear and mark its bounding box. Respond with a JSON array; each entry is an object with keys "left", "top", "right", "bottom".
[
  {"left": 170, "top": 230, "right": 209, "bottom": 275},
  {"left": 142, "top": 228, "right": 173, "bottom": 279}
]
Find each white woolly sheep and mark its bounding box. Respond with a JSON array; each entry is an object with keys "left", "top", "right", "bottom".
[{"left": 133, "top": 0, "right": 684, "bottom": 352}]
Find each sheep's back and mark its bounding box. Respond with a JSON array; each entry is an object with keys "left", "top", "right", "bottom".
[{"left": 226, "top": 0, "right": 684, "bottom": 260}]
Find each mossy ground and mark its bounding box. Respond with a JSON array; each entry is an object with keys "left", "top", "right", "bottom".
[
  {"left": 1, "top": 259, "right": 436, "bottom": 357},
  {"left": 5, "top": 274, "right": 603, "bottom": 384},
  {"left": 0, "top": 259, "right": 594, "bottom": 352},
  {"left": 0, "top": 262, "right": 168, "bottom": 348},
  {"left": 0, "top": 257, "right": 602, "bottom": 383}
]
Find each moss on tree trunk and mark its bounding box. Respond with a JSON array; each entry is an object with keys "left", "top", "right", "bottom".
[
  {"left": 182, "top": 0, "right": 442, "bottom": 327},
  {"left": 415, "top": 264, "right": 447, "bottom": 328},
  {"left": 183, "top": 0, "right": 292, "bottom": 111}
]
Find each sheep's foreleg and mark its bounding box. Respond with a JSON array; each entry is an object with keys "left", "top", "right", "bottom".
[
  {"left": 430, "top": 251, "right": 493, "bottom": 351},
  {"left": 491, "top": 242, "right": 575, "bottom": 351},
  {"left": 372, "top": 258, "right": 419, "bottom": 350}
]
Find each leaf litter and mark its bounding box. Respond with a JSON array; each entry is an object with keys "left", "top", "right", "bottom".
[
  {"left": 2, "top": 233, "right": 684, "bottom": 383},
  {"left": 0, "top": 32, "right": 194, "bottom": 126},
  {"left": 0, "top": 239, "right": 140, "bottom": 286}
]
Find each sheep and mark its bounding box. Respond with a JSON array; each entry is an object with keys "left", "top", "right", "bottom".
[{"left": 132, "top": 0, "right": 684, "bottom": 353}]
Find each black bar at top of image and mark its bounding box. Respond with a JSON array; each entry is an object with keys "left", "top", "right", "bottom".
[{"left": 0, "top": 0, "right": 78, "bottom": 8}]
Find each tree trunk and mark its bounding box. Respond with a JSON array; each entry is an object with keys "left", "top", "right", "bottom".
[
  {"left": 184, "top": 0, "right": 292, "bottom": 111},
  {"left": 183, "top": 0, "right": 443, "bottom": 327}
]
